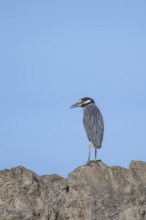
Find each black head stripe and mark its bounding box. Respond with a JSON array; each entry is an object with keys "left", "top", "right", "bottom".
[{"left": 81, "top": 97, "right": 95, "bottom": 107}]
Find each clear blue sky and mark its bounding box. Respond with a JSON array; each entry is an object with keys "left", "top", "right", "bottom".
[{"left": 0, "top": 1, "right": 146, "bottom": 177}]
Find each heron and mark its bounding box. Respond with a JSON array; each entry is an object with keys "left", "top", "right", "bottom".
[{"left": 70, "top": 97, "right": 104, "bottom": 164}]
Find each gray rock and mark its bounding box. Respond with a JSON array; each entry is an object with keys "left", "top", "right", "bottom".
[{"left": 0, "top": 161, "right": 146, "bottom": 220}]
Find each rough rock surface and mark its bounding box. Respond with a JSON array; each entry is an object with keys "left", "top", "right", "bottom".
[{"left": 0, "top": 161, "right": 146, "bottom": 220}]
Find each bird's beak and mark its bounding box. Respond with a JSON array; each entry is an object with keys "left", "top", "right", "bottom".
[{"left": 70, "top": 101, "right": 81, "bottom": 108}]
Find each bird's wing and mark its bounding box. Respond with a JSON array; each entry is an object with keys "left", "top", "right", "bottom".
[{"left": 83, "top": 105, "right": 104, "bottom": 148}]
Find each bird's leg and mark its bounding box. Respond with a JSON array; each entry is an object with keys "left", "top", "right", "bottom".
[
  {"left": 87, "top": 142, "right": 92, "bottom": 164},
  {"left": 94, "top": 148, "right": 97, "bottom": 162}
]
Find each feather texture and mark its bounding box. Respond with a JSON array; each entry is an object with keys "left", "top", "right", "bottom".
[{"left": 83, "top": 103, "right": 104, "bottom": 148}]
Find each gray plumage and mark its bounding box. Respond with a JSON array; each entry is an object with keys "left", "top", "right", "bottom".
[
  {"left": 71, "top": 97, "right": 104, "bottom": 163},
  {"left": 83, "top": 103, "right": 104, "bottom": 148}
]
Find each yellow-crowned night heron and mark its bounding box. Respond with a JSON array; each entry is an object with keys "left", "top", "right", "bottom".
[{"left": 70, "top": 97, "right": 104, "bottom": 163}]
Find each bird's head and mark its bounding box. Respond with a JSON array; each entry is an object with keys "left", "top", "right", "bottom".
[{"left": 70, "top": 97, "right": 95, "bottom": 108}]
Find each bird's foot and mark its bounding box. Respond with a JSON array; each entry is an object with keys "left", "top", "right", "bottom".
[
  {"left": 87, "top": 160, "right": 91, "bottom": 165},
  {"left": 94, "top": 159, "right": 102, "bottom": 162},
  {"left": 86, "top": 159, "right": 102, "bottom": 166}
]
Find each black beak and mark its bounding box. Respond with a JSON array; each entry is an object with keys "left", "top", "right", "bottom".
[{"left": 70, "top": 102, "right": 80, "bottom": 108}]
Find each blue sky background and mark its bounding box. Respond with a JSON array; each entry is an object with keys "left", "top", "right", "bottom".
[{"left": 0, "top": 1, "right": 146, "bottom": 177}]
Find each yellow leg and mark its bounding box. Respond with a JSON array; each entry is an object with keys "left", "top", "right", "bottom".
[{"left": 88, "top": 142, "right": 92, "bottom": 164}]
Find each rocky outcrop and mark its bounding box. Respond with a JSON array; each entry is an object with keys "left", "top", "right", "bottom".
[{"left": 0, "top": 161, "right": 146, "bottom": 220}]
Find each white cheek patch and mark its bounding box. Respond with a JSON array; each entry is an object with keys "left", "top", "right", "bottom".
[{"left": 84, "top": 99, "right": 91, "bottom": 104}]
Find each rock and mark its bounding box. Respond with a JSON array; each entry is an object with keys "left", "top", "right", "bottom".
[{"left": 0, "top": 161, "right": 146, "bottom": 220}]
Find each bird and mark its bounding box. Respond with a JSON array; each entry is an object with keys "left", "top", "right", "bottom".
[{"left": 70, "top": 97, "right": 104, "bottom": 164}]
